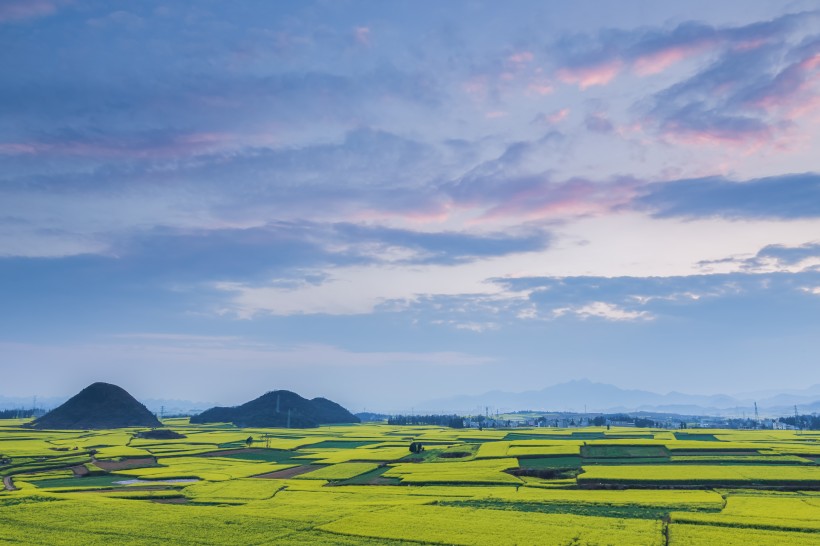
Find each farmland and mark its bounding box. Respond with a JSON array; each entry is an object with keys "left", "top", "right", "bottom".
[{"left": 1, "top": 420, "right": 819, "bottom": 544}]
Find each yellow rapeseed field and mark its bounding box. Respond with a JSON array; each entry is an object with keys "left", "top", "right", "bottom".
[{"left": 2, "top": 420, "right": 819, "bottom": 544}]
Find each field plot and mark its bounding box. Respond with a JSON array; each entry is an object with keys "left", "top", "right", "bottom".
[
  {"left": 321, "top": 504, "right": 665, "bottom": 545},
  {"left": 2, "top": 420, "right": 819, "bottom": 544},
  {"left": 670, "top": 492, "right": 820, "bottom": 532},
  {"left": 579, "top": 464, "right": 820, "bottom": 486}
]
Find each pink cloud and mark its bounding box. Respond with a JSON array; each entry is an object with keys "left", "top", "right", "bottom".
[
  {"left": 557, "top": 60, "right": 622, "bottom": 89},
  {"left": 660, "top": 124, "right": 776, "bottom": 155},
  {"left": 746, "top": 52, "right": 820, "bottom": 117},
  {"left": 354, "top": 26, "right": 371, "bottom": 46},
  {"left": 526, "top": 77, "right": 554, "bottom": 96},
  {"left": 632, "top": 40, "right": 717, "bottom": 76},
  {"left": 784, "top": 93, "right": 820, "bottom": 122},
  {"left": 731, "top": 38, "right": 769, "bottom": 52},
  {"left": 548, "top": 108, "right": 570, "bottom": 123},
  {"left": 0, "top": 0, "right": 61, "bottom": 22},
  {"left": 507, "top": 51, "right": 534, "bottom": 65},
  {"left": 474, "top": 177, "right": 639, "bottom": 222},
  {"left": 633, "top": 47, "right": 691, "bottom": 76},
  {"left": 800, "top": 53, "right": 820, "bottom": 72},
  {"left": 462, "top": 76, "right": 488, "bottom": 96},
  {"left": 532, "top": 108, "right": 570, "bottom": 125}
]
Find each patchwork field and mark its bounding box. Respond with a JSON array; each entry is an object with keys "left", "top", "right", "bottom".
[{"left": 1, "top": 420, "right": 819, "bottom": 544}]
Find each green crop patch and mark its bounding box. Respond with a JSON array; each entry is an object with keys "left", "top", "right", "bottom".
[
  {"left": 436, "top": 499, "right": 719, "bottom": 520},
  {"left": 518, "top": 456, "right": 582, "bottom": 469},
  {"left": 581, "top": 444, "right": 670, "bottom": 459},
  {"left": 31, "top": 474, "right": 130, "bottom": 489},
  {"left": 674, "top": 433, "right": 719, "bottom": 441}
]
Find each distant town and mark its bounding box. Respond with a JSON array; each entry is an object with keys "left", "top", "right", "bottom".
[{"left": 359, "top": 410, "right": 820, "bottom": 431}]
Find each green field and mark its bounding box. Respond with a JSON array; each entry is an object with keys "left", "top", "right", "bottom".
[{"left": 2, "top": 420, "right": 819, "bottom": 544}]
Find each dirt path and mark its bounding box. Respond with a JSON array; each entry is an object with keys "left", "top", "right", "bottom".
[
  {"left": 3, "top": 476, "right": 17, "bottom": 491},
  {"left": 254, "top": 465, "right": 323, "bottom": 479},
  {"left": 91, "top": 457, "right": 157, "bottom": 471}
]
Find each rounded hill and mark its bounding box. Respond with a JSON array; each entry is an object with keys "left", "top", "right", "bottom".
[
  {"left": 30, "top": 382, "right": 162, "bottom": 430},
  {"left": 190, "top": 390, "right": 359, "bottom": 428}
]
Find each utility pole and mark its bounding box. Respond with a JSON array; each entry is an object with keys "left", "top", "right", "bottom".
[
  {"left": 795, "top": 405, "right": 801, "bottom": 434},
  {"left": 754, "top": 402, "right": 759, "bottom": 428},
  {"left": 160, "top": 405, "right": 165, "bottom": 420}
]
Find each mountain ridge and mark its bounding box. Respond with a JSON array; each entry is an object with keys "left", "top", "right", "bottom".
[
  {"left": 421, "top": 379, "right": 820, "bottom": 416},
  {"left": 190, "top": 389, "right": 359, "bottom": 428}
]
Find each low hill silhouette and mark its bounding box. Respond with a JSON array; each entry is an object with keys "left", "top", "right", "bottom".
[
  {"left": 190, "top": 390, "right": 359, "bottom": 428},
  {"left": 30, "top": 382, "right": 161, "bottom": 430}
]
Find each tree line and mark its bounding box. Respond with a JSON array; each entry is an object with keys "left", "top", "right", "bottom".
[
  {"left": 387, "top": 414, "right": 464, "bottom": 428},
  {"left": 0, "top": 409, "right": 38, "bottom": 419},
  {"left": 779, "top": 414, "right": 820, "bottom": 430}
]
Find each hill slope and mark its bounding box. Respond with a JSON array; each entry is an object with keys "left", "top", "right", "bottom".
[
  {"left": 30, "top": 382, "right": 161, "bottom": 430},
  {"left": 190, "top": 390, "right": 359, "bottom": 428}
]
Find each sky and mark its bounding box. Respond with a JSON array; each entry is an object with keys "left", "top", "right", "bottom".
[{"left": 2, "top": 0, "right": 820, "bottom": 411}]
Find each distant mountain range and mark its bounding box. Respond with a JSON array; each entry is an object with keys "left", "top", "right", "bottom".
[
  {"left": 422, "top": 379, "right": 820, "bottom": 417},
  {"left": 4, "top": 379, "right": 818, "bottom": 418}
]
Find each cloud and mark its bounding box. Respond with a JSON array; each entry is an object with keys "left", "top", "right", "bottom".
[
  {"left": 543, "top": 12, "right": 819, "bottom": 147},
  {"left": 636, "top": 172, "right": 820, "bottom": 220},
  {"left": 331, "top": 223, "right": 551, "bottom": 265},
  {"left": 643, "top": 21, "right": 820, "bottom": 146},
  {"left": 489, "top": 269, "right": 820, "bottom": 325},
  {"left": 553, "top": 301, "right": 653, "bottom": 321},
  {"left": 557, "top": 60, "right": 623, "bottom": 89},
  {"left": 211, "top": 260, "right": 520, "bottom": 318},
  {"left": 585, "top": 113, "right": 614, "bottom": 133},
  {"left": 550, "top": 13, "right": 809, "bottom": 91},
  {"left": 39, "top": 220, "right": 551, "bottom": 282},
  {"left": 0, "top": 128, "right": 455, "bottom": 257},
  {"left": 0, "top": 129, "right": 235, "bottom": 159},
  {"left": 698, "top": 242, "right": 820, "bottom": 273},
  {"left": 0, "top": 65, "right": 442, "bottom": 153},
  {"left": 353, "top": 26, "right": 370, "bottom": 46},
  {"left": 533, "top": 108, "right": 570, "bottom": 125},
  {"left": 0, "top": 0, "right": 62, "bottom": 23},
  {"left": 448, "top": 174, "right": 637, "bottom": 222}
]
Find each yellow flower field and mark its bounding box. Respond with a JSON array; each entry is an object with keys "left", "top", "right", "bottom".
[{"left": 2, "top": 420, "right": 819, "bottom": 544}]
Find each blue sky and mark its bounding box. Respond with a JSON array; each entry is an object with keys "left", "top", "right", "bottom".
[{"left": 2, "top": 0, "right": 820, "bottom": 411}]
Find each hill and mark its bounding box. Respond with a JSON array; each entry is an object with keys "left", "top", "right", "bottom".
[
  {"left": 190, "top": 390, "right": 359, "bottom": 428},
  {"left": 30, "top": 382, "right": 162, "bottom": 430}
]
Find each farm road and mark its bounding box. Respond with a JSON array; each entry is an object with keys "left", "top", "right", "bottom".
[{"left": 3, "top": 475, "right": 17, "bottom": 491}]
